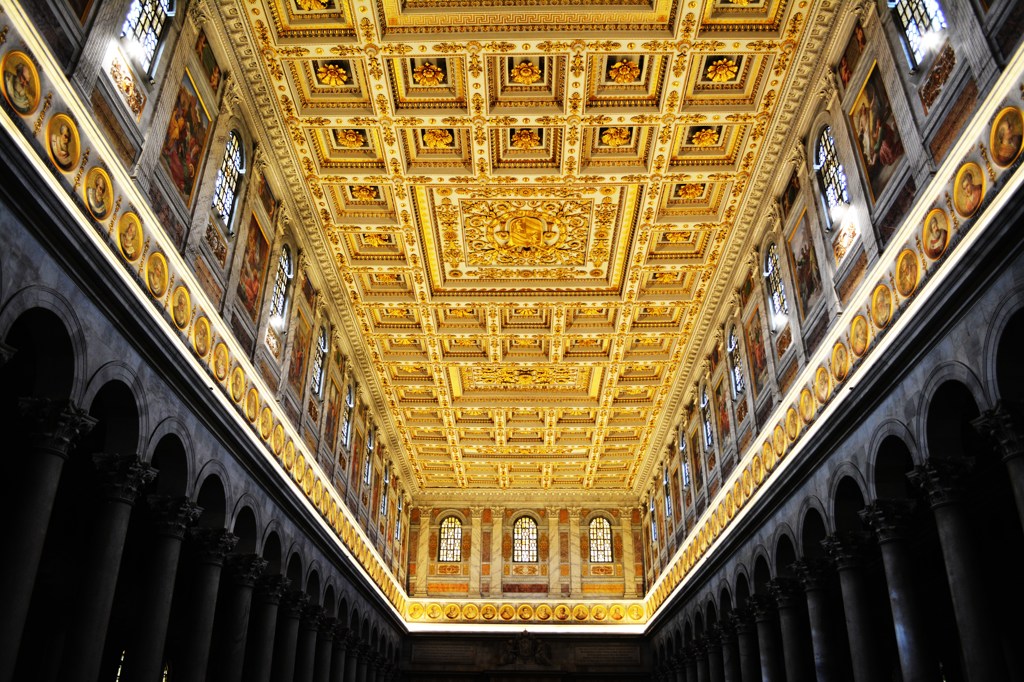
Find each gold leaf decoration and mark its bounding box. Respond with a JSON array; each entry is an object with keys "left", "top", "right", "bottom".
[
  {"left": 510, "top": 129, "right": 541, "bottom": 149},
  {"left": 677, "top": 183, "right": 705, "bottom": 200},
  {"left": 608, "top": 60, "right": 641, "bottom": 84},
  {"left": 351, "top": 185, "right": 379, "bottom": 200},
  {"left": 600, "top": 127, "right": 632, "bottom": 147},
  {"left": 316, "top": 62, "right": 348, "bottom": 86},
  {"left": 413, "top": 62, "right": 445, "bottom": 86},
  {"left": 334, "top": 129, "right": 366, "bottom": 148},
  {"left": 422, "top": 129, "right": 454, "bottom": 148},
  {"left": 510, "top": 60, "right": 542, "bottom": 85},
  {"left": 706, "top": 58, "right": 739, "bottom": 83}
]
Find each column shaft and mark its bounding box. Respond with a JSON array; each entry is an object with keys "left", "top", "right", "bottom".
[
  {"left": 823, "top": 534, "right": 885, "bottom": 682},
  {"left": 61, "top": 455, "right": 156, "bottom": 682},
  {"left": 270, "top": 593, "right": 305, "bottom": 682},
  {"left": 794, "top": 560, "right": 843, "bottom": 682},
  {"left": 751, "top": 597, "right": 784, "bottom": 682},
  {"left": 208, "top": 554, "right": 268, "bottom": 682},
  {"left": 242, "top": 575, "right": 289, "bottom": 682},
  {"left": 731, "top": 613, "right": 760, "bottom": 682},
  {"left": 770, "top": 579, "right": 812, "bottom": 682},
  {"left": 329, "top": 631, "right": 348, "bottom": 682},
  {"left": 313, "top": 619, "right": 336, "bottom": 682},
  {"left": 293, "top": 608, "right": 321, "bottom": 682}
]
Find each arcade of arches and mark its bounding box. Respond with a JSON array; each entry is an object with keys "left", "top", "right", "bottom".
[{"left": 2, "top": 0, "right": 1024, "bottom": 680}]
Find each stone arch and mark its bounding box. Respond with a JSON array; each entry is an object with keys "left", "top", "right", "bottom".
[
  {"left": 752, "top": 553, "right": 773, "bottom": 594},
  {"left": 827, "top": 462, "right": 869, "bottom": 530},
  {"left": 832, "top": 475, "right": 867, "bottom": 534},
  {"left": 305, "top": 567, "right": 321, "bottom": 605},
  {"left": 144, "top": 417, "right": 196, "bottom": 491},
  {"left": 194, "top": 473, "right": 227, "bottom": 529},
  {"left": 323, "top": 584, "right": 336, "bottom": 615},
  {"left": 916, "top": 362, "right": 988, "bottom": 457},
  {"left": 229, "top": 493, "right": 263, "bottom": 541},
  {"left": 800, "top": 505, "right": 829, "bottom": 559},
  {"left": 982, "top": 289, "right": 1024, "bottom": 402},
  {"left": 922, "top": 377, "right": 986, "bottom": 462},
  {"left": 261, "top": 529, "right": 283, "bottom": 575},
  {"left": 0, "top": 287, "right": 87, "bottom": 402},
  {"left": 774, "top": 530, "right": 799, "bottom": 578},
  {"left": 733, "top": 566, "right": 751, "bottom": 608},
  {"left": 194, "top": 458, "right": 233, "bottom": 521},
  {"left": 872, "top": 433, "right": 916, "bottom": 500},
  {"left": 232, "top": 504, "right": 259, "bottom": 555},
  {"left": 285, "top": 551, "right": 303, "bottom": 586},
  {"left": 80, "top": 379, "right": 140, "bottom": 459},
  {"left": 81, "top": 363, "right": 148, "bottom": 454},
  {"left": 149, "top": 432, "right": 190, "bottom": 497},
  {"left": 337, "top": 595, "right": 349, "bottom": 623},
  {"left": 718, "top": 584, "right": 734, "bottom": 617}
]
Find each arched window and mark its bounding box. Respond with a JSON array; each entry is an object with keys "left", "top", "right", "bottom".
[
  {"left": 892, "top": 0, "right": 947, "bottom": 68},
  {"left": 341, "top": 383, "right": 354, "bottom": 448},
  {"left": 438, "top": 516, "right": 462, "bottom": 562},
  {"left": 764, "top": 243, "right": 789, "bottom": 319},
  {"left": 815, "top": 126, "right": 850, "bottom": 227},
  {"left": 310, "top": 326, "right": 328, "bottom": 398},
  {"left": 701, "top": 388, "right": 714, "bottom": 450},
  {"left": 379, "top": 464, "right": 390, "bottom": 515},
  {"left": 269, "top": 245, "right": 293, "bottom": 322},
  {"left": 394, "top": 495, "right": 403, "bottom": 542},
  {"left": 679, "top": 428, "right": 691, "bottom": 489},
  {"left": 663, "top": 466, "right": 673, "bottom": 518},
  {"left": 121, "top": 0, "right": 173, "bottom": 74},
  {"left": 589, "top": 517, "right": 613, "bottom": 563},
  {"left": 212, "top": 131, "right": 244, "bottom": 228},
  {"left": 512, "top": 516, "right": 538, "bottom": 562},
  {"left": 728, "top": 327, "right": 745, "bottom": 398},
  {"left": 649, "top": 496, "right": 658, "bottom": 544},
  {"left": 363, "top": 426, "right": 375, "bottom": 485}
]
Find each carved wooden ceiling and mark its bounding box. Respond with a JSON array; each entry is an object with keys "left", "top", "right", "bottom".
[{"left": 230, "top": 0, "right": 828, "bottom": 502}]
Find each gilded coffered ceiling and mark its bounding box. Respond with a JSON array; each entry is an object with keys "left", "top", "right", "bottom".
[{"left": 228, "top": 0, "right": 830, "bottom": 502}]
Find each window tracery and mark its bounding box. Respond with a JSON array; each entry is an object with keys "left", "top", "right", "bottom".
[
  {"left": 269, "top": 246, "right": 292, "bottom": 322},
  {"left": 663, "top": 466, "right": 673, "bottom": 518},
  {"left": 701, "top": 388, "right": 714, "bottom": 450},
  {"left": 589, "top": 517, "right": 613, "bottom": 563},
  {"left": 212, "top": 131, "right": 244, "bottom": 228},
  {"left": 815, "top": 126, "right": 850, "bottom": 226},
  {"left": 439, "top": 516, "right": 462, "bottom": 562},
  {"left": 765, "top": 243, "right": 789, "bottom": 319},
  {"left": 310, "top": 326, "right": 327, "bottom": 398},
  {"left": 513, "top": 516, "right": 538, "bottom": 562},
  {"left": 121, "top": 0, "right": 172, "bottom": 73},
  {"left": 341, "top": 382, "right": 354, "bottom": 448},
  {"left": 728, "top": 327, "right": 746, "bottom": 398},
  {"left": 892, "top": 0, "right": 947, "bottom": 67}
]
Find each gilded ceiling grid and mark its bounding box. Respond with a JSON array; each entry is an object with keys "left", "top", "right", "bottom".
[{"left": 237, "top": 0, "right": 818, "bottom": 502}]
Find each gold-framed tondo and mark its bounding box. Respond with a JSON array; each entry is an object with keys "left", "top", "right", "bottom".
[
  {"left": 117, "top": 211, "right": 143, "bottom": 262},
  {"left": 1, "top": 49, "right": 41, "bottom": 116},
  {"left": 953, "top": 161, "right": 985, "bottom": 218},
  {"left": 921, "top": 207, "right": 950, "bottom": 261},
  {"left": 46, "top": 112, "right": 80, "bottom": 173},
  {"left": 83, "top": 166, "right": 113, "bottom": 221},
  {"left": 990, "top": 106, "right": 1023, "bottom": 168}
]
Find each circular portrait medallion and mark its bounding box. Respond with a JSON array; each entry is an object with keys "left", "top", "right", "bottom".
[
  {"left": 230, "top": 366, "right": 246, "bottom": 403},
  {"left": 953, "top": 162, "right": 985, "bottom": 218},
  {"left": 2, "top": 50, "right": 41, "bottom": 116},
  {"left": 259, "top": 406, "right": 273, "bottom": 439},
  {"left": 46, "top": 113, "right": 80, "bottom": 173},
  {"left": 990, "top": 106, "right": 1024, "bottom": 168},
  {"left": 146, "top": 251, "right": 168, "bottom": 298},
  {"left": 814, "top": 366, "right": 832, "bottom": 404},
  {"left": 831, "top": 341, "right": 850, "bottom": 382},
  {"left": 922, "top": 208, "right": 950, "bottom": 261},
  {"left": 850, "top": 315, "right": 870, "bottom": 357},
  {"left": 212, "top": 342, "right": 229, "bottom": 382},
  {"left": 170, "top": 285, "right": 190, "bottom": 330},
  {"left": 800, "top": 388, "right": 816, "bottom": 423},
  {"left": 83, "top": 166, "right": 113, "bottom": 221},
  {"left": 786, "top": 407, "right": 800, "bottom": 441},
  {"left": 895, "top": 249, "right": 920, "bottom": 298},
  {"left": 871, "top": 283, "right": 893, "bottom": 328},
  {"left": 192, "top": 315, "right": 211, "bottom": 358},
  {"left": 117, "top": 211, "right": 143, "bottom": 263},
  {"left": 245, "top": 387, "right": 259, "bottom": 422}
]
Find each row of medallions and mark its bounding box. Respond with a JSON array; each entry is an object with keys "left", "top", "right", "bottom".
[
  {"left": 644, "top": 101, "right": 1024, "bottom": 616},
  {"left": 406, "top": 600, "right": 647, "bottom": 624},
  {"left": 0, "top": 40, "right": 405, "bottom": 614}
]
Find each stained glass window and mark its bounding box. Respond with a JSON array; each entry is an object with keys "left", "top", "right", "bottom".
[
  {"left": 663, "top": 466, "right": 673, "bottom": 518},
  {"left": 589, "top": 517, "right": 613, "bottom": 563},
  {"left": 341, "top": 383, "right": 354, "bottom": 449},
  {"left": 728, "top": 327, "right": 745, "bottom": 398},
  {"left": 892, "top": 0, "right": 947, "bottom": 67},
  {"left": 765, "top": 243, "right": 789, "bottom": 318},
  {"left": 815, "top": 126, "right": 850, "bottom": 226},
  {"left": 649, "top": 496, "right": 658, "bottom": 544},
  {"left": 121, "top": 0, "right": 172, "bottom": 73},
  {"left": 680, "top": 430, "right": 691, "bottom": 488},
  {"left": 701, "top": 389, "right": 714, "bottom": 450},
  {"left": 212, "top": 131, "right": 244, "bottom": 227},
  {"left": 310, "top": 327, "right": 327, "bottom": 398},
  {"left": 269, "top": 246, "right": 292, "bottom": 321},
  {"left": 512, "top": 516, "right": 538, "bottom": 562},
  {"left": 363, "top": 426, "right": 374, "bottom": 485},
  {"left": 379, "top": 465, "right": 389, "bottom": 515},
  {"left": 439, "top": 516, "right": 462, "bottom": 562},
  {"left": 394, "top": 495, "right": 403, "bottom": 542}
]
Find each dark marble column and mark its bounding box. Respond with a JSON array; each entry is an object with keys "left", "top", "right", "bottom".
[
  {"left": 60, "top": 454, "right": 156, "bottom": 682},
  {"left": 122, "top": 496, "right": 202, "bottom": 682},
  {"left": 342, "top": 636, "right": 360, "bottom": 682},
  {"left": 769, "top": 578, "right": 812, "bottom": 682},
  {"left": 973, "top": 401, "right": 1024, "bottom": 533},
  {"left": 793, "top": 559, "right": 843, "bottom": 682},
  {"left": 294, "top": 605, "right": 322, "bottom": 682},
  {"left": 683, "top": 646, "right": 698, "bottom": 682},
  {"left": 174, "top": 528, "right": 238, "bottom": 682},
  {"left": 0, "top": 399, "right": 94, "bottom": 682},
  {"left": 329, "top": 627, "right": 349, "bottom": 682},
  {"left": 208, "top": 554, "right": 268, "bottom": 682},
  {"left": 313, "top": 617, "right": 337, "bottom": 682},
  {"left": 242, "top": 575, "right": 290, "bottom": 682},
  {"left": 670, "top": 658, "right": 684, "bottom": 682},
  {"left": 718, "top": 621, "right": 740, "bottom": 682},
  {"left": 271, "top": 591, "right": 307, "bottom": 682},
  {"left": 822, "top": 533, "right": 885, "bottom": 682},
  {"left": 730, "top": 610, "right": 760, "bottom": 682},
  {"left": 750, "top": 595, "right": 784, "bottom": 682},
  {"left": 909, "top": 459, "right": 1008, "bottom": 681},
  {"left": 705, "top": 629, "right": 724, "bottom": 682},
  {"left": 694, "top": 642, "right": 709, "bottom": 682},
  {"left": 860, "top": 499, "right": 937, "bottom": 682},
  {"left": 355, "top": 645, "right": 370, "bottom": 682}
]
